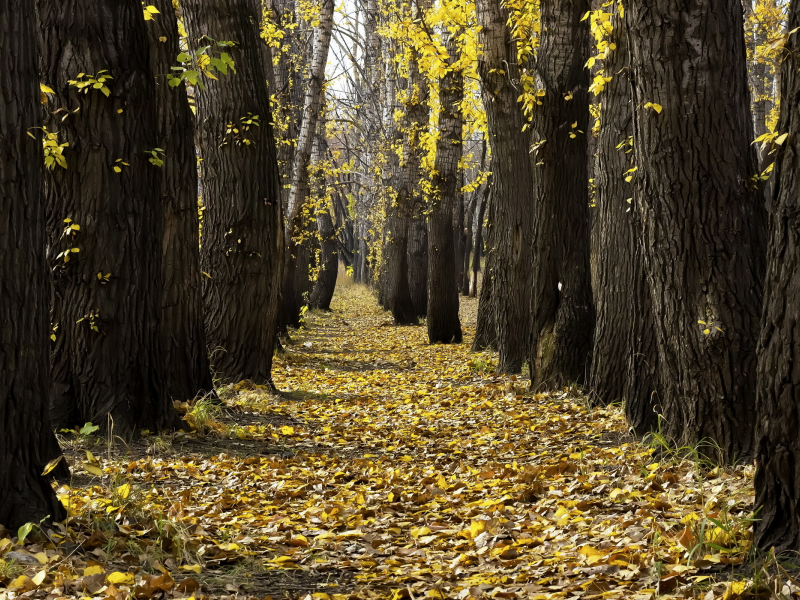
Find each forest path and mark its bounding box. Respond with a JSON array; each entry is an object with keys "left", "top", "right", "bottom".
[{"left": 21, "top": 282, "right": 754, "bottom": 600}]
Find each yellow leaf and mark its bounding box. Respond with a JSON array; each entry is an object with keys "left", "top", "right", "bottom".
[
  {"left": 84, "top": 565, "right": 104, "bottom": 576},
  {"left": 218, "top": 542, "right": 240, "bottom": 551},
  {"left": 180, "top": 564, "right": 202, "bottom": 574},
  {"left": 41, "top": 455, "right": 64, "bottom": 476},
  {"left": 469, "top": 520, "right": 486, "bottom": 539},
  {"left": 288, "top": 535, "right": 309, "bottom": 547},
  {"left": 145, "top": 5, "right": 160, "bottom": 12},
  {"left": 84, "top": 464, "right": 104, "bottom": 477},
  {"left": 116, "top": 483, "right": 132, "bottom": 499},
  {"left": 280, "top": 425, "right": 295, "bottom": 435},
  {"left": 31, "top": 570, "right": 46, "bottom": 586},
  {"left": 410, "top": 526, "right": 431, "bottom": 539},
  {"left": 106, "top": 572, "right": 134, "bottom": 585},
  {"left": 775, "top": 133, "right": 789, "bottom": 146},
  {"left": 34, "top": 552, "right": 48, "bottom": 565},
  {"left": 40, "top": 84, "right": 55, "bottom": 94},
  {"left": 722, "top": 581, "right": 749, "bottom": 600},
  {"left": 644, "top": 102, "right": 663, "bottom": 114}
]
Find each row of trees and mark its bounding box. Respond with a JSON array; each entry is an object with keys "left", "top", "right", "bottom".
[
  {"left": 1, "top": 0, "right": 344, "bottom": 527},
  {"left": 324, "top": 0, "right": 800, "bottom": 554},
  {"left": 3, "top": 0, "right": 800, "bottom": 559}
]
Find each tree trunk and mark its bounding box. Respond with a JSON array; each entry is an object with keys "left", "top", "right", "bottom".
[
  {"left": 587, "top": 5, "right": 659, "bottom": 434},
  {"left": 146, "top": 0, "right": 215, "bottom": 402},
  {"left": 310, "top": 142, "right": 338, "bottom": 310},
  {"left": 0, "top": 0, "right": 67, "bottom": 528},
  {"left": 626, "top": 0, "right": 766, "bottom": 461},
  {"left": 427, "top": 31, "right": 463, "bottom": 344},
  {"left": 381, "top": 31, "right": 417, "bottom": 323},
  {"left": 475, "top": 0, "right": 536, "bottom": 372},
  {"left": 471, "top": 175, "right": 490, "bottom": 297},
  {"left": 407, "top": 217, "right": 428, "bottom": 319},
  {"left": 754, "top": 0, "right": 800, "bottom": 554},
  {"left": 460, "top": 195, "right": 474, "bottom": 296},
  {"left": 282, "top": 0, "right": 334, "bottom": 326},
  {"left": 38, "top": 0, "right": 177, "bottom": 435},
  {"left": 527, "top": 0, "right": 594, "bottom": 387},
  {"left": 183, "top": 0, "right": 283, "bottom": 385}
]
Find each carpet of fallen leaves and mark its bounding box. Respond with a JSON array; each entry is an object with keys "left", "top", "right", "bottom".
[{"left": 1, "top": 281, "right": 784, "bottom": 600}]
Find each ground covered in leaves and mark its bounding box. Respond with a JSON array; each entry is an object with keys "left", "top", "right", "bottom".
[{"left": 0, "top": 281, "right": 783, "bottom": 600}]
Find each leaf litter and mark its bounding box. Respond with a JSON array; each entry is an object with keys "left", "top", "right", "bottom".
[{"left": 0, "top": 285, "right": 774, "bottom": 600}]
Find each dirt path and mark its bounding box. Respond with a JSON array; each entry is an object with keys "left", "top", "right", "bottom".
[{"left": 3, "top": 284, "right": 755, "bottom": 600}]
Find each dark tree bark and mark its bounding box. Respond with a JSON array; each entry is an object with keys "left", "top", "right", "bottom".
[
  {"left": 475, "top": 0, "right": 535, "bottom": 372},
  {"left": 626, "top": 0, "right": 766, "bottom": 461},
  {"left": 146, "top": 0, "right": 215, "bottom": 402},
  {"left": 0, "top": 0, "right": 66, "bottom": 528},
  {"left": 427, "top": 31, "right": 463, "bottom": 344},
  {"left": 39, "top": 0, "right": 178, "bottom": 434},
  {"left": 587, "top": 5, "right": 659, "bottom": 434},
  {"left": 471, "top": 173, "right": 490, "bottom": 297},
  {"left": 754, "top": 0, "right": 800, "bottom": 554},
  {"left": 408, "top": 217, "right": 428, "bottom": 319},
  {"left": 184, "top": 0, "right": 283, "bottom": 385},
  {"left": 310, "top": 139, "right": 338, "bottom": 310},
  {"left": 460, "top": 193, "right": 475, "bottom": 296},
  {"left": 527, "top": 0, "right": 594, "bottom": 388},
  {"left": 472, "top": 179, "right": 496, "bottom": 351}
]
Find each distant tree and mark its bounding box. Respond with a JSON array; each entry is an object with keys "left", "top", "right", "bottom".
[
  {"left": 38, "top": 0, "right": 178, "bottom": 434},
  {"left": 473, "top": 0, "right": 535, "bottom": 372},
  {"left": 283, "top": 0, "right": 334, "bottom": 327},
  {"left": 145, "top": 0, "right": 215, "bottom": 402},
  {"left": 527, "top": 0, "right": 594, "bottom": 388},
  {"left": 755, "top": 0, "right": 800, "bottom": 553},
  {"left": 0, "top": 0, "right": 66, "bottom": 528},
  {"left": 183, "top": 0, "right": 283, "bottom": 385},
  {"left": 587, "top": 5, "right": 659, "bottom": 433},
  {"left": 427, "top": 30, "right": 463, "bottom": 344},
  {"left": 627, "top": 0, "right": 766, "bottom": 461},
  {"left": 310, "top": 130, "right": 338, "bottom": 311}
]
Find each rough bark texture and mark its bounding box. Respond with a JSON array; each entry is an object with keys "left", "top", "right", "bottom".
[
  {"left": 0, "top": 0, "right": 67, "bottom": 528},
  {"left": 408, "top": 218, "right": 428, "bottom": 319},
  {"left": 527, "top": 0, "right": 594, "bottom": 387},
  {"left": 588, "top": 6, "right": 659, "bottom": 434},
  {"left": 146, "top": 0, "right": 214, "bottom": 401},
  {"left": 184, "top": 0, "right": 283, "bottom": 385},
  {"left": 754, "top": 0, "right": 800, "bottom": 554},
  {"left": 38, "top": 0, "right": 177, "bottom": 434},
  {"left": 310, "top": 138, "right": 338, "bottom": 310},
  {"left": 475, "top": 0, "right": 535, "bottom": 371},
  {"left": 427, "top": 32, "right": 463, "bottom": 344},
  {"left": 626, "top": 0, "right": 766, "bottom": 461},
  {"left": 471, "top": 174, "right": 490, "bottom": 298}
]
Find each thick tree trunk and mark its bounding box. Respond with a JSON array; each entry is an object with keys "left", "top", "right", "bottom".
[
  {"left": 427, "top": 31, "right": 463, "bottom": 344},
  {"left": 381, "top": 32, "right": 417, "bottom": 323},
  {"left": 0, "top": 0, "right": 66, "bottom": 528},
  {"left": 587, "top": 5, "right": 659, "bottom": 434},
  {"left": 475, "top": 0, "right": 535, "bottom": 372},
  {"left": 38, "top": 0, "right": 177, "bottom": 434},
  {"left": 146, "top": 0, "right": 215, "bottom": 402},
  {"left": 184, "top": 0, "right": 283, "bottom": 385},
  {"left": 754, "top": 0, "right": 800, "bottom": 554},
  {"left": 627, "top": 0, "right": 766, "bottom": 461},
  {"left": 527, "top": 0, "right": 594, "bottom": 388}
]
